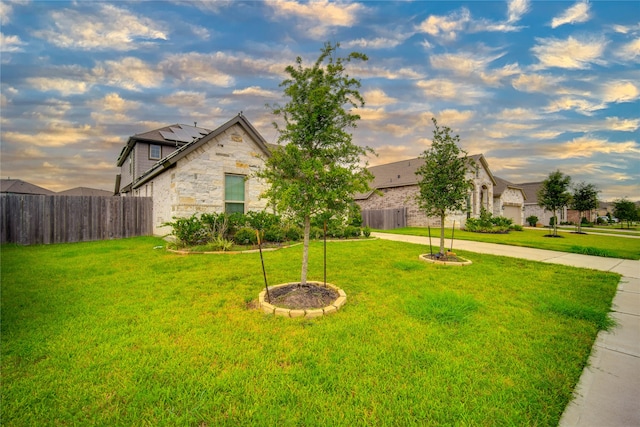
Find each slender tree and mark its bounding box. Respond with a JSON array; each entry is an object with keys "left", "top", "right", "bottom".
[
  {"left": 257, "top": 42, "right": 374, "bottom": 285},
  {"left": 612, "top": 198, "right": 637, "bottom": 229},
  {"left": 537, "top": 170, "right": 572, "bottom": 237},
  {"left": 571, "top": 182, "right": 599, "bottom": 233},
  {"left": 415, "top": 118, "right": 473, "bottom": 255}
]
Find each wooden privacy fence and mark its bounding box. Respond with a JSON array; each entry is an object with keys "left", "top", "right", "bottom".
[
  {"left": 361, "top": 207, "right": 407, "bottom": 230},
  {"left": 1, "top": 194, "right": 153, "bottom": 245}
]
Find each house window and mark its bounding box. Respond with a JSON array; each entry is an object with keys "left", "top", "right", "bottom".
[
  {"left": 149, "top": 144, "right": 161, "bottom": 160},
  {"left": 225, "top": 174, "right": 245, "bottom": 213}
]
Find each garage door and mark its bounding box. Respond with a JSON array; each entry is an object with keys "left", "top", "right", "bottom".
[{"left": 504, "top": 206, "right": 522, "bottom": 225}]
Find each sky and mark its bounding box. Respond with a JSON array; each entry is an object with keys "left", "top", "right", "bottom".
[{"left": 1, "top": 0, "right": 638, "bottom": 201}]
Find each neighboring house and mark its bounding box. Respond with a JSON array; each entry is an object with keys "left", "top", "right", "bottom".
[
  {"left": 517, "top": 182, "right": 567, "bottom": 226},
  {"left": 492, "top": 177, "right": 526, "bottom": 225},
  {"left": 115, "top": 113, "right": 272, "bottom": 235},
  {"left": 58, "top": 187, "right": 114, "bottom": 197},
  {"left": 1, "top": 179, "right": 55, "bottom": 195},
  {"left": 355, "top": 154, "right": 496, "bottom": 228}
]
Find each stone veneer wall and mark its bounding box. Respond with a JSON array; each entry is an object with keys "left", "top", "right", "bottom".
[
  {"left": 356, "top": 185, "right": 468, "bottom": 228},
  {"left": 139, "top": 124, "right": 269, "bottom": 236},
  {"left": 493, "top": 187, "right": 525, "bottom": 224}
]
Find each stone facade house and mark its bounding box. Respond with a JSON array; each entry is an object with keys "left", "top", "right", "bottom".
[
  {"left": 517, "top": 182, "right": 568, "bottom": 226},
  {"left": 355, "top": 154, "right": 496, "bottom": 229},
  {"left": 492, "top": 177, "right": 526, "bottom": 225},
  {"left": 115, "top": 114, "right": 272, "bottom": 235}
]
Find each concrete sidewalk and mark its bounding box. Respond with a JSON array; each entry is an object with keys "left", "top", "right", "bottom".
[{"left": 372, "top": 232, "right": 640, "bottom": 426}]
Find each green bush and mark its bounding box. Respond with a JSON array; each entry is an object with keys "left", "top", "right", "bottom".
[
  {"left": 234, "top": 227, "right": 258, "bottom": 245},
  {"left": 510, "top": 224, "right": 524, "bottom": 231},
  {"left": 246, "top": 211, "right": 280, "bottom": 231},
  {"left": 164, "top": 215, "right": 208, "bottom": 246},
  {"left": 284, "top": 225, "right": 303, "bottom": 241},
  {"left": 526, "top": 215, "right": 538, "bottom": 227},
  {"left": 310, "top": 226, "right": 324, "bottom": 240},
  {"left": 465, "top": 209, "right": 512, "bottom": 233},
  {"left": 363, "top": 226, "right": 371, "bottom": 238},
  {"left": 263, "top": 225, "right": 285, "bottom": 243},
  {"left": 344, "top": 225, "right": 361, "bottom": 238},
  {"left": 549, "top": 216, "right": 557, "bottom": 227}
]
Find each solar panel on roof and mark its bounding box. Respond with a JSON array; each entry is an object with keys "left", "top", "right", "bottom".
[
  {"left": 159, "top": 130, "right": 190, "bottom": 143},
  {"left": 178, "top": 124, "right": 210, "bottom": 138}
]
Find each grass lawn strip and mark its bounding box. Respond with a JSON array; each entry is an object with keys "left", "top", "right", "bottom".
[
  {"left": 1, "top": 237, "right": 619, "bottom": 426},
  {"left": 376, "top": 227, "right": 640, "bottom": 260}
]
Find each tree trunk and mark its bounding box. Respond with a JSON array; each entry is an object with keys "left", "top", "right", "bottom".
[
  {"left": 553, "top": 209, "right": 558, "bottom": 236},
  {"left": 301, "top": 214, "right": 311, "bottom": 286},
  {"left": 439, "top": 212, "right": 446, "bottom": 254},
  {"left": 577, "top": 211, "right": 582, "bottom": 233}
]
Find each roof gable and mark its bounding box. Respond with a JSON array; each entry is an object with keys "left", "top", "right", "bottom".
[
  {"left": 132, "top": 114, "right": 271, "bottom": 189},
  {"left": 358, "top": 153, "right": 496, "bottom": 199},
  {"left": 515, "top": 182, "right": 543, "bottom": 204},
  {"left": 494, "top": 176, "right": 527, "bottom": 200},
  {"left": 1, "top": 179, "right": 54, "bottom": 195}
]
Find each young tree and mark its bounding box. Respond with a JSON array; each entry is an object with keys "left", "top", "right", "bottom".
[
  {"left": 415, "top": 118, "right": 473, "bottom": 255},
  {"left": 257, "top": 42, "right": 374, "bottom": 285},
  {"left": 537, "top": 170, "right": 572, "bottom": 237},
  {"left": 613, "top": 198, "right": 637, "bottom": 229},
  {"left": 571, "top": 182, "right": 599, "bottom": 233}
]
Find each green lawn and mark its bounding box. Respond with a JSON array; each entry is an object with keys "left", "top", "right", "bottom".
[
  {"left": 375, "top": 227, "right": 640, "bottom": 260},
  {"left": 2, "top": 237, "right": 620, "bottom": 426}
]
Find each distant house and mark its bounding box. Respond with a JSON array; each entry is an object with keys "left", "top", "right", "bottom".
[
  {"left": 115, "top": 113, "right": 272, "bottom": 235},
  {"left": 355, "top": 154, "right": 497, "bottom": 228},
  {"left": 58, "top": 187, "right": 114, "bottom": 197},
  {"left": 1, "top": 179, "right": 55, "bottom": 195},
  {"left": 492, "top": 177, "right": 526, "bottom": 225},
  {"left": 516, "top": 182, "right": 568, "bottom": 226}
]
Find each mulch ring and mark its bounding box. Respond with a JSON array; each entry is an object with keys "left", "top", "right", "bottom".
[{"left": 266, "top": 283, "right": 338, "bottom": 310}]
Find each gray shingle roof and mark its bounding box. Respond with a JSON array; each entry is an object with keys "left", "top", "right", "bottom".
[{"left": 0, "top": 179, "right": 55, "bottom": 195}]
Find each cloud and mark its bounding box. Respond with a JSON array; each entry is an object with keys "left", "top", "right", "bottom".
[
  {"left": 93, "top": 57, "right": 164, "bottom": 91},
  {"left": 88, "top": 93, "right": 141, "bottom": 124},
  {"left": 344, "top": 36, "right": 406, "bottom": 50},
  {"left": 416, "top": 8, "right": 471, "bottom": 41},
  {"left": 616, "top": 38, "right": 640, "bottom": 61},
  {"left": 26, "top": 77, "right": 90, "bottom": 96},
  {"left": 436, "top": 109, "right": 475, "bottom": 126},
  {"left": 268, "top": 0, "right": 365, "bottom": 38},
  {"left": 232, "top": 86, "right": 280, "bottom": 98},
  {"left": 544, "top": 96, "right": 604, "bottom": 115},
  {"left": 0, "top": 32, "right": 25, "bottom": 52},
  {"left": 357, "top": 107, "right": 389, "bottom": 121},
  {"left": 507, "top": 0, "right": 530, "bottom": 23},
  {"left": 363, "top": 89, "right": 397, "bottom": 107},
  {"left": 602, "top": 80, "right": 640, "bottom": 103},
  {"left": 531, "top": 36, "right": 607, "bottom": 69},
  {"left": 490, "top": 108, "right": 542, "bottom": 121},
  {"left": 34, "top": 4, "right": 167, "bottom": 51},
  {"left": 511, "top": 73, "right": 568, "bottom": 94},
  {"left": 416, "top": 78, "right": 487, "bottom": 104},
  {"left": 550, "top": 1, "right": 591, "bottom": 29},
  {"left": 0, "top": 1, "right": 14, "bottom": 25},
  {"left": 542, "top": 136, "right": 640, "bottom": 159},
  {"left": 2, "top": 122, "right": 95, "bottom": 147},
  {"left": 429, "top": 51, "right": 502, "bottom": 76},
  {"left": 605, "top": 117, "right": 640, "bottom": 132}
]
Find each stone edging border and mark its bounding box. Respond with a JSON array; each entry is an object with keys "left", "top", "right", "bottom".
[
  {"left": 419, "top": 254, "right": 473, "bottom": 266},
  {"left": 259, "top": 281, "right": 347, "bottom": 318}
]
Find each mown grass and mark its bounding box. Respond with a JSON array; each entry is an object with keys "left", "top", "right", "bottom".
[
  {"left": 376, "top": 227, "right": 640, "bottom": 260},
  {"left": 1, "top": 237, "right": 620, "bottom": 426}
]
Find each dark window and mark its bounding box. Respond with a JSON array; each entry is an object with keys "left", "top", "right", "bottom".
[{"left": 149, "top": 144, "right": 161, "bottom": 160}]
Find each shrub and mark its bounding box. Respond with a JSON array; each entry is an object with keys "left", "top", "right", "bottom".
[
  {"left": 344, "top": 225, "right": 361, "bottom": 238},
  {"left": 363, "top": 226, "right": 371, "bottom": 238},
  {"left": 310, "top": 226, "right": 324, "bottom": 240},
  {"left": 510, "top": 224, "right": 524, "bottom": 231},
  {"left": 263, "top": 225, "right": 285, "bottom": 243},
  {"left": 465, "top": 209, "right": 512, "bottom": 233},
  {"left": 284, "top": 225, "right": 303, "bottom": 241},
  {"left": 246, "top": 211, "right": 280, "bottom": 231},
  {"left": 526, "top": 215, "right": 538, "bottom": 227},
  {"left": 164, "top": 215, "right": 208, "bottom": 246},
  {"left": 549, "top": 216, "right": 557, "bottom": 227},
  {"left": 200, "top": 212, "right": 229, "bottom": 239},
  {"left": 199, "top": 237, "right": 234, "bottom": 252},
  {"left": 234, "top": 227, "right": 258, "bottom": 245}
]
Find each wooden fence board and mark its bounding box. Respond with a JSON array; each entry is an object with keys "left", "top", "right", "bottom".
[
  {"left": 0, "top": 194, "right": 153, "bottom": 245},
  {"left": 361, "top": 207, "right": 407, "bottom": 230}
]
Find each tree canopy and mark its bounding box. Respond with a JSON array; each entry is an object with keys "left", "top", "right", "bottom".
[
  {"left": 613, "top": 198, "right": 638, "bottom": 229},
  {"left": 571, "top": 182, "right": 598, "bottom": 233},
  {"left": 537, "top": 170, "right": 572, "bottom": 236},
  {"left": 257, "top": 42, "right": 373, "bottom": 285},
  {"left": 415, "top": 118, "right": 473, "bottom": 254}
]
